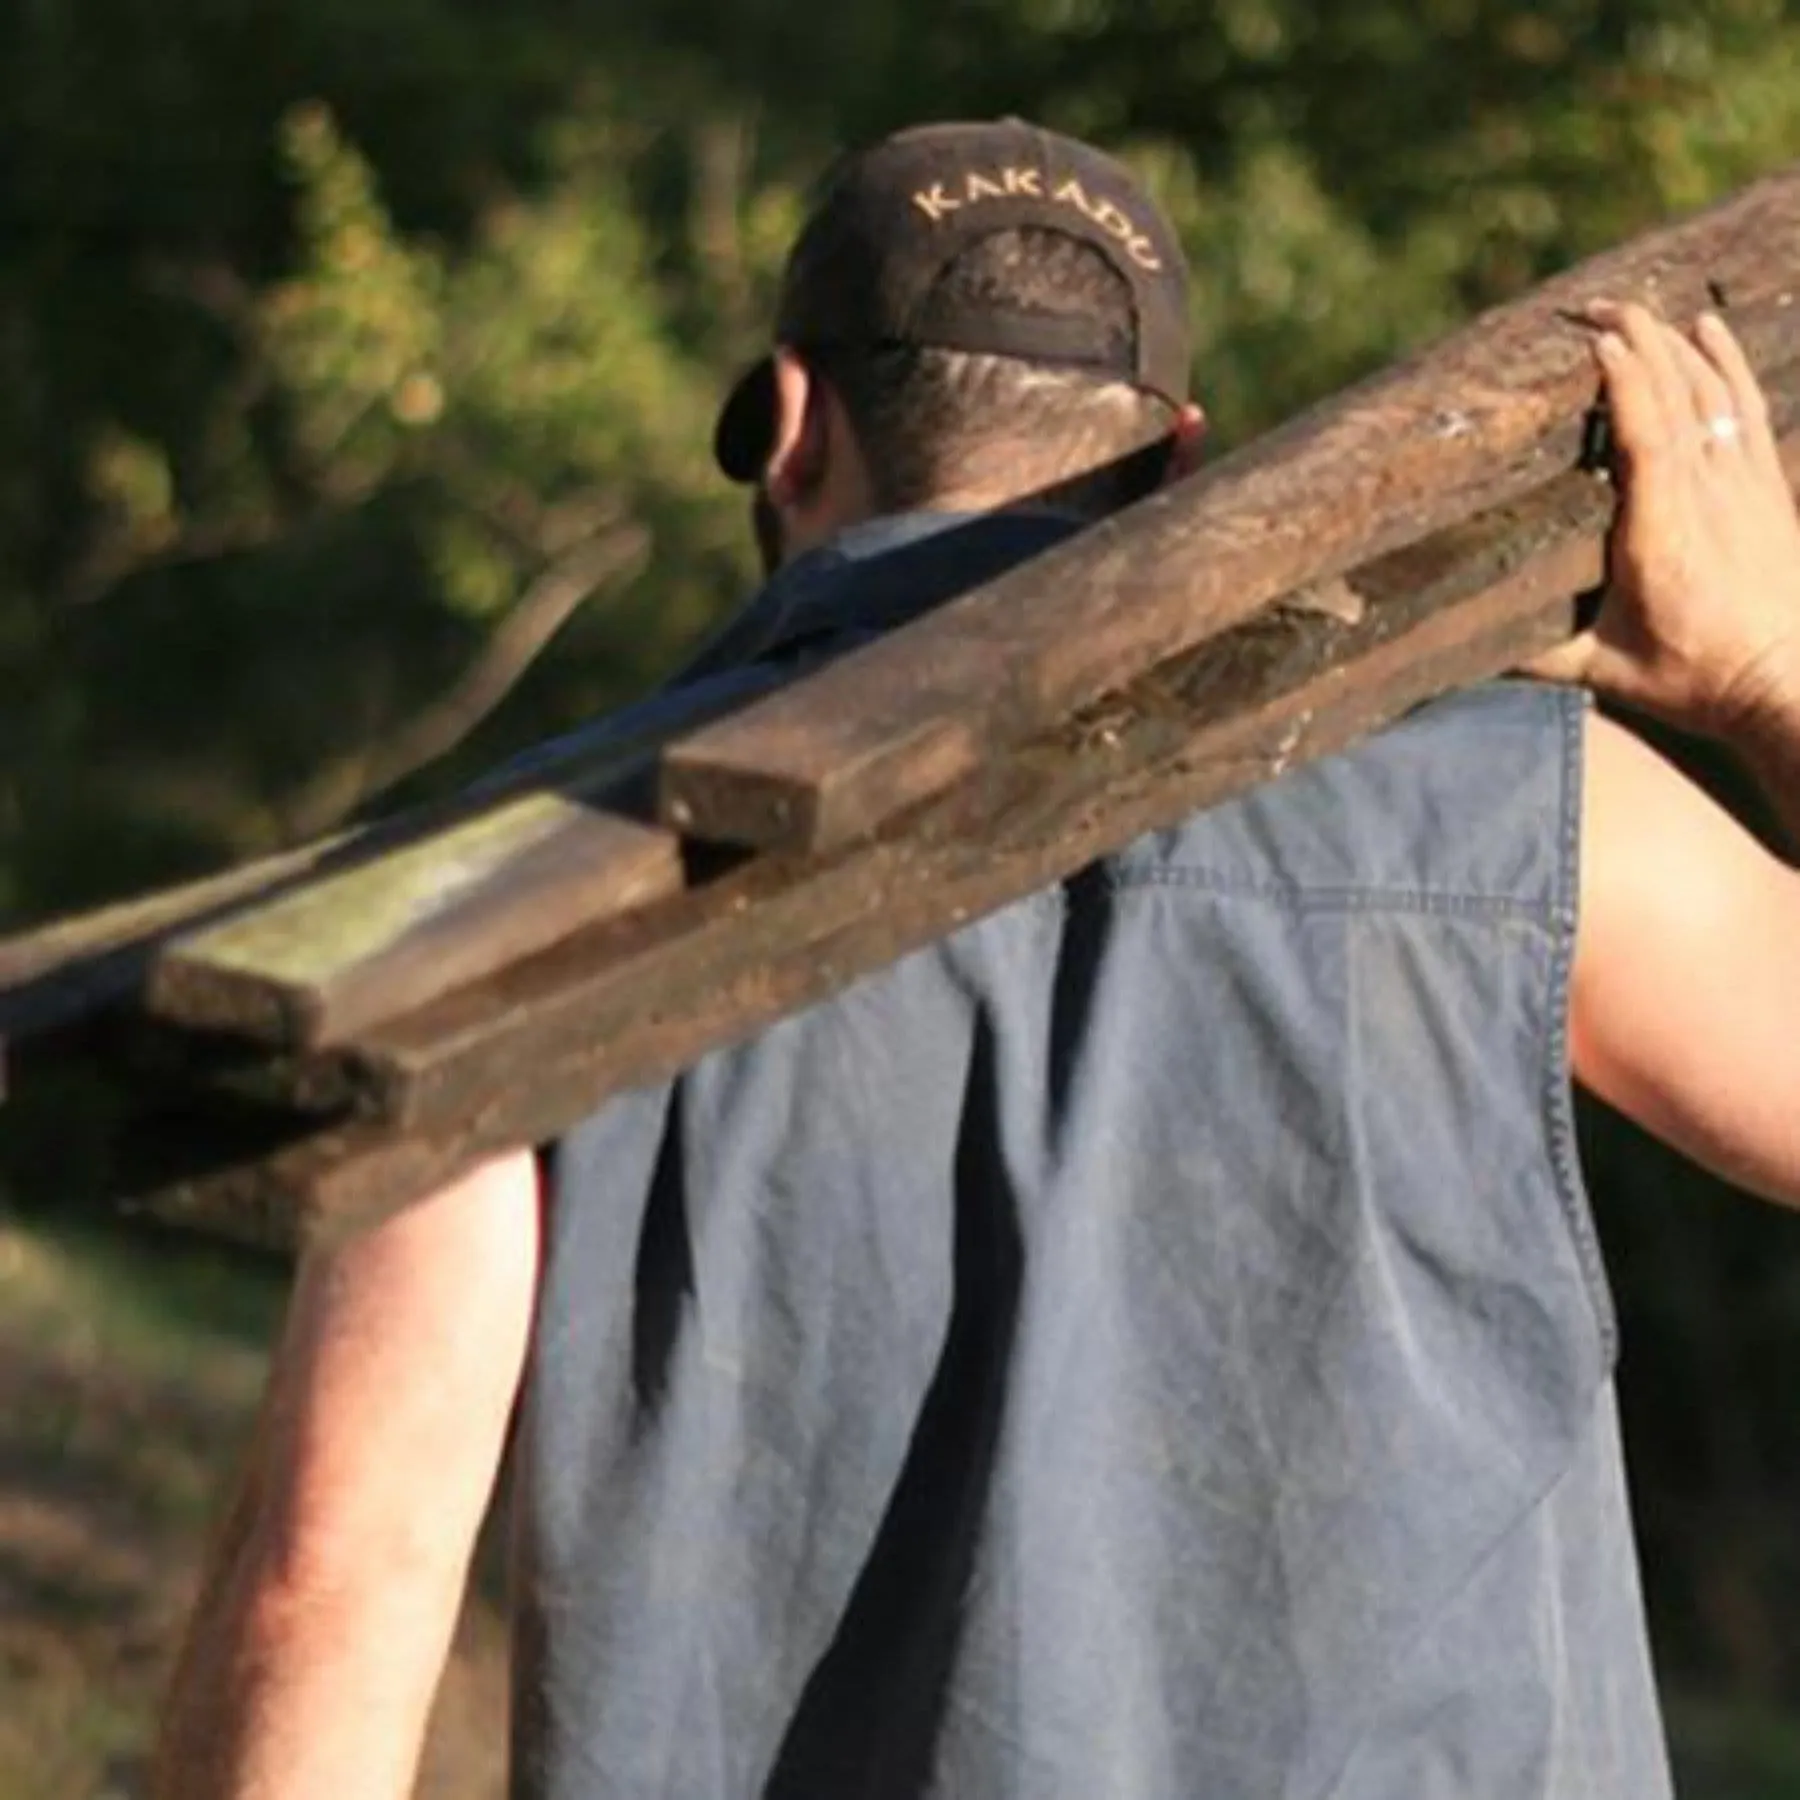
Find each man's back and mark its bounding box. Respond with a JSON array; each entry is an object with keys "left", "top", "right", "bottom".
[
  {"left": 148, "top": 129, "right": 1800, "bottom": 1798},
  {"left": 515, "top": 522, "right": 1668, "bottom": 1799}
]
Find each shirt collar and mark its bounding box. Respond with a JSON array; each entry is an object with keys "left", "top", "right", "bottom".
[{"left": 676, "top": 509, "right": 1086, "bottom": 685}]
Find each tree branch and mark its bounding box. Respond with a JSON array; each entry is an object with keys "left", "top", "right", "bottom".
[
  {"left": 691, "top": 112, "right": 759, "bottom": 351},
  {"left": 277, "top": 520, "right": 651, "bottom": 840}
]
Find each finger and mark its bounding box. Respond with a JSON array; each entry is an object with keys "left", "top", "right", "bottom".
[
  {"left": 1666, "top": 323, "right": 1740, "bottom": 447},
  {"left": 1609, "top": 303, "right": 1698, "bottom": 455},
  {"left": 1522, "top": 631, "right": 1596, "bottom": 687},
  {"left": 1524, "top": 627, "right": 1666, "bottom": 713},
  {"left": 1593, "top": 329, "right": 1671, "bottom": 484},
  {"left": 1694, "top": 311, "right": 1772, "bottom": 429},
  {"left": 1694, "top": 311, "right": 1784, "bottom": 482}
]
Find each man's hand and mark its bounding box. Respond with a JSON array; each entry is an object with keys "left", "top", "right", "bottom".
[
  {"left": 1533, "top": 301, "right": 1800, "bottom": 740},
  {"left": 1566, "top": 303, "right": 1800, "bottom": 1207}
]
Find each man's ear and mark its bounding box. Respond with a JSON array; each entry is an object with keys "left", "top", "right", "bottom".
[
  {"left": 1162, "top": 402, "right": 1207, "bottom": 485},
  {"left": 763, "top": 347, "right": 830, "bottom": 505}
]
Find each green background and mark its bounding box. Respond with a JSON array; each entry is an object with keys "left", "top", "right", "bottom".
[{"left": 2, "top": 0, "right": 1799, "bottom": 1790}]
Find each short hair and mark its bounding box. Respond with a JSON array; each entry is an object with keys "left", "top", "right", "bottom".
[{"left": 811, "top": 228, "right": 1182, "bottom": 516}]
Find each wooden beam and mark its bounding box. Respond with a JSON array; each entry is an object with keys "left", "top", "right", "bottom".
[
  {"left": 170, "top": 419, "right": 1800, "bottom": 1240},
  {"left": 148, "top": 574, "right": 1577, "bottom": 1241},
  {"left": 0, "top": 653, "right": 788, "bottom": 1070},
  {"left": 21, "top": 173, "right": 1799, "bottom": 1244},
  {"left": 0, "top": 831, "right": 354, "bottom": 1095},
  {"left": 659, "top": 167, "right": 1800, "bottom": 852},
  {"left": 131, "top": 435, "right": 1794, "bottom": 1241},
  {"left": 148, "top": 800, "right": 682, "bottom": 1047},
  {"left": 336, "top": 484, "right": 1625, "bottom": 1137},
  {"left": 133, "top": 664, "right": 797, "bottom": 1049},
  {"left": 34, "top": 174, "right": 1790, "bottom": 1063},
  {"left": 0, "top": 736, "right": 646, "bottom": 1046}
]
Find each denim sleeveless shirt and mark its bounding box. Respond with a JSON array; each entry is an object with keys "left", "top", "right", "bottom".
[{"left": 514, "top": 513, "right": 1671, "bottom": 1799}]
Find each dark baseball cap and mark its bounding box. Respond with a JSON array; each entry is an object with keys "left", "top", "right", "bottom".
[{"left": 712, "top": 118, "right": 1192, "bottom": 483}]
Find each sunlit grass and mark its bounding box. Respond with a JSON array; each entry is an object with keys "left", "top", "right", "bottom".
[
  {"left": 0, "top": 1207, "right": 507, "bottom": 1795},
  {"left": 0, "top": 1206, "right": 285, "bottom": 1376},
  {"left": 0, "top": 1208, "right": 282, "bottom": 1795}
]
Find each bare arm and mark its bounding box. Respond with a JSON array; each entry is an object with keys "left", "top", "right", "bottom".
[
  {"left": 151, "top": 1151, "right": 541, "bottom": 1800},
  {"left": 1576, "top": 713, "right": 1800, "bottom": 1203},
  {"left": 1559, "top": 304, "right": 1800, "bottom": 1205}
]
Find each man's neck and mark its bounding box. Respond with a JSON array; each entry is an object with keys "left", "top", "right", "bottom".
[{"left": 772, "top": 487, "right": 1096, "bottom": 576}]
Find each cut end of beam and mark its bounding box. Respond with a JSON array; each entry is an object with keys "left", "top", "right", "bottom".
[
  {"left": 657, "top": 753, "right": 819, "bottom": 848},
  {"left": 660, "top": 716, "right": 988, "bottom": 853}
]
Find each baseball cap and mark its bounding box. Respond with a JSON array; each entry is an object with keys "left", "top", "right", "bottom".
[{"left": 712, "top": 118, "right": 1192, "bottom": 483}]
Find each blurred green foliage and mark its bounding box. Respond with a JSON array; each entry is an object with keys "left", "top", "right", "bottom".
[
  {"left": 8, "top": 0, "right": 1800, "bottom": 913},
  {"left": 3, "top": 0, "right": 1800, "bottom": 1777}
]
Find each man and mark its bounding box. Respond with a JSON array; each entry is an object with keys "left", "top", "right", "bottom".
[{"left": 154, "top": 121, "right": 1800, "bottom": 1798}]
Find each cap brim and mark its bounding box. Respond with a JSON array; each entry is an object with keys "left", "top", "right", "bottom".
[{"left": 713, "top": 356, "right": 777, "bottom": 483}]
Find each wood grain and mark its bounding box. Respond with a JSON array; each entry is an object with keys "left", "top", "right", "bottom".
[
  {"left": 25, "top": 172, "right": 1800, "bottom": 1238},
  {"left": 148, "top": 798, "right": 682, "bottom": 1047},
  {"left": 172, "top": 586, "right": 1573, "bottom": 1238},
  {"left": 0, "top": 651, "right": 798, "bottom": 1069},
  {"left": 128, "top": 663, "right": 798, "bottom": 1048},
  {"left": 118, "top": 488, "right": 1643, "bottom": 1233},
  {"left": 173, "top": 418, "right": 1794, "bottom": 1241},
  {"left": 118, "top": 421, "right": 1800, "bottom": 1244},
  {"left": 0, "top": 831, "right": 353, "bottom": 1089}
]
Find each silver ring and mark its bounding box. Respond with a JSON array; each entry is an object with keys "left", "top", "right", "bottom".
[{"left": 1704, "top": 413, "right": 1742, "bottom": 446}]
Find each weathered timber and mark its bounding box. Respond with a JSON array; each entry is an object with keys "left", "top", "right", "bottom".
[
  {"left": 118, "top": 331, "right": 1800, "bottom": 1062},
  {"left": 344, "top": 502, "right": 1619, "bottom": 1135},
  {"left": 148, "top": 801, "right": 682, "bottom": 1047},
  {"left": 0, "top": 747, "right": 638, "bottom": 1047},
  {"left": 0, "top": 781, "right": 497, "bottom": 1075},
  {"left": 26, "top": 178, "right": 1797, "bottom": 1060},
  {"left": 0, "top": 658, "right": 783, "bottom": 1068},
  {"left": 134, "top": 665, "right": 796, "bottom": 1049},
  {"left": 143, "top": 446, "right": 1778, "bottom": 1242},
  {"left": 660, "top": 172, "right": 1800, "bottom": 852},
  {"left": 24, "top": 167, "right": 1800, "bottom": 1246},
  {"left": 122, "top": 1101, "right": 366, "bottom": 1252},
  {"left": 154, "top": 592, "right": 1575, "bottom": 1240},
  {"left": 0, "top": 987, "right": 357, "bottom": 1251},
  {"left": 0, "top": 830, "right": 358, "bottom": 1096}
]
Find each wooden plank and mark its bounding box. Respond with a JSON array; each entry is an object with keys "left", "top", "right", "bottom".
[
  {"left": 0, "top": 986, "right": 355, "bottom": 1247},
  {"left": 149, "top": 800, "right": 682, "bottom": 1047},
  {"left": 659, "top": 168, "right": 1800, "bottom": 852},
  {"left": 0, "top": 742, "right": 622, "bottom": 1043},
  {"left": 136, "top": 664, "right": 799, "bottom": 1048},
  {"left": 145, "top": 486, "right": 1616, "bottom": 1234},
  {"left": 17, "top": 184, "right": 1795, "bottom": 1061},
  {"left": 139, "top": 419, "right": 1800, "bottom": 1241},
  {"left": 353, "top": 522, "right": 1609, "bottom": 1132},
  {"left": 0, "top": 648, "right": 795, "bottom": 1071},
  {"left": 0, "top": 831, "right": 356, "bottom": 1096},
  {"left": 118, "top": 1099, "right": 353, "bottom": 1253},
  {"left": 128, "top": 414, "right": 1800, "bottom": 1245},
  {"left": 181, "top": 584, "right": 1578, "bottom": 1239}
]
